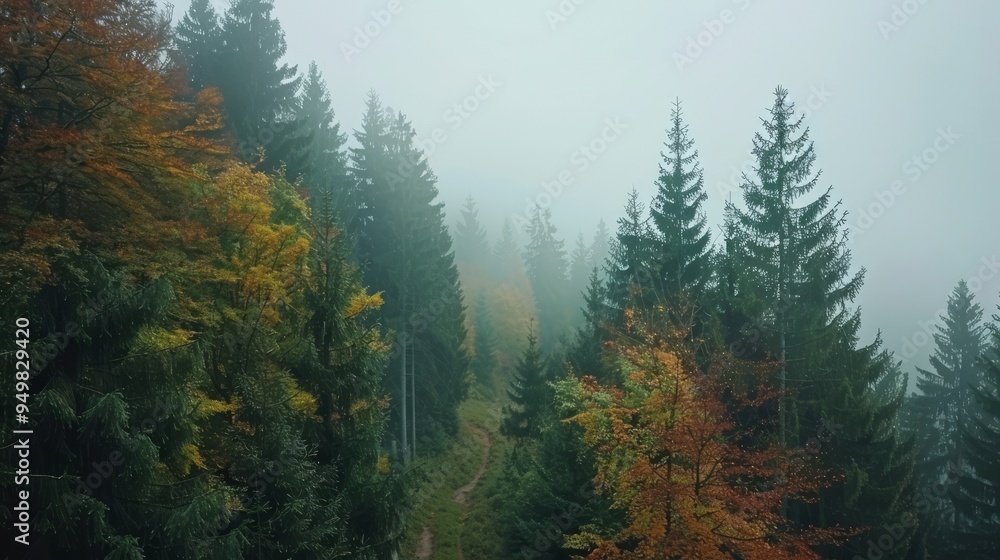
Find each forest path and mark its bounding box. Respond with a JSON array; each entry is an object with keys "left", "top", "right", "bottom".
[
  {"left": 414, "top": 523, "right": 434, "bottom": 560},
  {"left": 453, "top": 424, "right": 491, "bottom": 506},
  {"left": 404, "top": 393, "right": 506, "bottom": 560}
]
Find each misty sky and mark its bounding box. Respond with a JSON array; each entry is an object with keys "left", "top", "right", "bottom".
[{"left": 162, "top": 0, "right": 999, "bottom": 387}]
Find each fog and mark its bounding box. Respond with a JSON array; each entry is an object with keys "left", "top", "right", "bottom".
[{"left": 166, "top": 0, "right": 999, "bottom": 383}]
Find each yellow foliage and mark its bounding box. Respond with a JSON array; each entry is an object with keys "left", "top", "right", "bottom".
[
  {"left": 345, "top": 290, "right": 384, "bottom": 318},
  {"left": 376, "top": 454, "right": 390, "bottom": 474}
]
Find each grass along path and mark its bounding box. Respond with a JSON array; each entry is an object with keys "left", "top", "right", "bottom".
[{"left": 403, "top": 392, "right": 505, "bottom": 559}]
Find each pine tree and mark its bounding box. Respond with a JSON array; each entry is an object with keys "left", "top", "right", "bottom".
[
  {"left": 589, "top": 219, "right": 611, "bottom": 276},
  {"left": 501, "top": 325, "right": 551, "bottom": 439},
  {"left": 473, "top": 293, "right": 499, "bottom": 387},
  {"left": 908, "top": 280, "right": 987, "bottom": 549},
  {"left": 725, "top": 86, "right": 918, "bottom": 559},
  {"left": 218, "top": 0, "right": 309, "bottom": 175},
  {"left": 606, "top": 188, "right": 657, "bottom": 318},
  {"left": 952, "top": 324, "right": 1000, "bottom": 557},
  {"left": 649, "top": 99, "right": 713, "bottom": 306},
  {"left": 567, "top": 267, "right": 614, "bottom": 384},
  {"left": 523, "top": 207, "right": 571, "bottom": 352},
  {"left": 174, "top": 0, "right": 222, "bottom": 93},
  {"left": 455, "top": 195, "right": 491, "bottom": 266},
  {"left": 296, "top": 62, "right": 353, "bottom": 224},
  {"left": 349, "top": 97, "right": 470, "bottom": 446},
  {"left": 569, "top": 232, "right": 592, "bottom": 299}
]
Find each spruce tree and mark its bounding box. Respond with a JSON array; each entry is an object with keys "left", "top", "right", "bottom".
[
  {"left": 472, "top": 293, "right": 499, "bottom": 387},
  {"left": 296, "top": 62, "right": 353, "bottom": 224},
  {"left": 908, "top": 280, "right": 987, "bottom": 550},
  {"left": 589, "top": 219, "right": 611, "bottom": 276},
  {"left": 523, "top": 207, "right": 571, "bottom": 352},
  {"left": 501, "top": 326, "right": 551, "bottom": 439},
  {"left": 953, "top": 325, "right": 1000, "bottom": 557},
  {"left": 349, "top": 96, "right": 470, "bottom": 445},
  {"left": 725, "top": 86, "right": 918, "bottom": 559},
  {"left": 567, "top": 267, "right": 614, "bottom": 384},
  {"left": 218, "top": 0, "right": 308, "bottom": 175},
  {"left": 174, "top": 0, "right": 222, "bottom": 94},
  {"left": 455, "top": 195, "right": 491, "bottom": 266},
  {"left": 649, "top": 98, "right": 713, "bottom": 305},
  {"left": 606, "top": 188, "right": 656, "bottom": 319}
]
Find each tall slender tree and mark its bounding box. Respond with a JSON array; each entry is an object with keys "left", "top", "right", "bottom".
[
  {"left": 725, "top": 86, "right": 918, "bottom": 559},
  {"left": 523, "top": 207, "right": 571, "bottom": 351},
  {"left": 455, "top": 196, "right": 491, "bottom": 266},
  {"left": 501, "top": 326, "right": 551, "bottom": 440},
  {"left": 907, "top": 280, "right": 987, "bottom": 550},
  {"left": 649, "top": 98, "right": 713, "bottom": 306},
  {"left": 953, "top": 321, "right": 1000, "bottom": 557},
  {"left": 606, "top": 188, "right": 656, "bottom": 319},
  {"left": 174, "top": 0, "right": 222, "bottom": 93},
  {"left": 218, "top": 0, "right": 308, "bottom": 175}
]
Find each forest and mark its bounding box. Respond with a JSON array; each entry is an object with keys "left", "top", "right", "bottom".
[{"left": 1, "top": 1, "right": 997, "bottom": 559}]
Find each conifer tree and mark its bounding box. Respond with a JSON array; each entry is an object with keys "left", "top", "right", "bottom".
[
  {"left": 501, "top": 326, "right": 551, "bottom": 439},
  {"left": 606, "top": 188, "right": 657, "bottom": 318},
  {"left": 589, "top": 219, "right": 611, "bottom": 276},
  {"left": 725, "top": 86, "right": 918, "bottom": 559},
  {"left": 473, "top": 293, "right": 499, "bottom": 387},
  {"left": 569, "top": 232, "right": 592, "bottom": 304},
  {"left": 523, "top": 207, "right": 571, "bottom": 352},
  {"left": 953, "top": 324, "right": 1000, "bottom": 557},
  {"left": 349, "top": 96, "right": 469, "bottom": 444},
  {"left": 649, "top": 99, "right": 713, "bottom": 306},
  {"left": 218, "top": 0, "right": 309, "bottom": 175},
  {"left": 567, "top": 267, "right": 614, "bottom": 384},
  {"left": 455, "top": 196, "right": 491, "bottom": 266},
  {"left": 296, "top": 62, "right": 352, "bottom": 223},
  {"left": 908, "top": 280, "right": 987, "bottom": 548},
  {"left": 174, "top": 0, "right": 222, "bottom": 93}
]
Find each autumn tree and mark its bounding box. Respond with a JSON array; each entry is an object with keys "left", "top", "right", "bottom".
[{"left": 559, "top": 313, "right": 847, "bottom": 559}]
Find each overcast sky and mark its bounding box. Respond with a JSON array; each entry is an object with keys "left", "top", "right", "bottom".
[{"left": 163, "top": 0, "right": 999, "bottom": 387}]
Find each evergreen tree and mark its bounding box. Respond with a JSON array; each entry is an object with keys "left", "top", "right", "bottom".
[
  {"left": 908, "top": 280, "right": 987, "bottom": 549},
  {"left": 455, "top": 196, "right": 491, "bottom": 266},
  {"left": 296, "top": 62, "right": 353, "bottom": 224},
  {"left": 501, "top": 326, "right": 550, "bottom": 439},
  {"left": 349, "top": 96, "right": 470, "bottom": 447},
  {"left": 725, "top": 86, "right": 918, "bottom": 559},
  {"left": 589, "top": 219, "right": 611, "bottom": 276},
  {"left": 567, "top": 267, "right": 614, "bottom": 384},
  {"left": 523, "top": 207, "right": 571, "bottom": 352},
  {"left": 472, "top": 293, "right": 499, "bottom": 387},
  {"left": 218, "top": 0, "right": 309, "bottom": 176},
  {"left": 649, "top": 98, "right": 713, "bottom": 306},
  {"left": 174, "top": 0, "right": 222, "bottom": 93},
  {"left": 952, "top": 324, "right": 1000, "bottom": 557},
  {"left": 568, "top": 231, "right": 592, "bottom": 322},
  {"left": 606, "top": 188, "right": 656, "bottom": 318}
]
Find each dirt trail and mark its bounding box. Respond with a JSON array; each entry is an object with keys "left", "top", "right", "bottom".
[
  {"left": 453, "top": 425, "right": 491, "bottom": 505},
  {"left": 414, "top": 524, "right": 433, "bottom": 560},
  {"left": 412, "top": 424, "right": 492, "bottom": 559}
]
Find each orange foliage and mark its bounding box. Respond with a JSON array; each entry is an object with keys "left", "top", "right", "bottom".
[{"left": 563, "top": 318, "right": 850, "bottom": 559}]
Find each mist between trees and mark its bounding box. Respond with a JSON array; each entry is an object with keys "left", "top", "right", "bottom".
[{"left": 0, "top": 1, "right": 996, "bottom": 559}]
